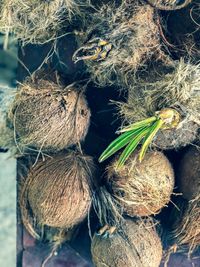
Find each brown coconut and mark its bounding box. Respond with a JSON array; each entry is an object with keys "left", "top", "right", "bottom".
[
  {"left": 9, "top": 78, "right": 90, "bottom": 153},
  {"left": 0, "top": 0, "right": 83, "bottom": 45},
  {"left": 171, "top": 196, "right": 200, "bottom": 254},
  {"left": 177, "top": 146, "right": 200, "bottom": 201},
  {"left": 91, "top": 218, "right": 163, "bottom": 267},
  {"left": 73, "top": 1, "right": 164, "bottom": 86},
  {"left": 106, "top": 150, "right": 174, "bottom": 217},
  {"left": 20, "top": 150, "right": 95, "bottom": 239},
  {"left": 120, "top": 60, "right": 200, "bottom": 150}
]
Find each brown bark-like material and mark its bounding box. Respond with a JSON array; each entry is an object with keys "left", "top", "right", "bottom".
[
  {"left": 91, "top": 219, "right": 163, "bottom": 267},
  {"left": 106, "top": 150, "right": 174, "bottom": 217},
  {"left": 9, "top": 78, "right": 90, "bottom": 153}
]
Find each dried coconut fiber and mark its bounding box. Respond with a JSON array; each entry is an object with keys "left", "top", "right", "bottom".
[
  {"left": 0, "top": 0, "right": 85, "bottom": 45},
  {"left": 119, "top": 60, "right": 200, "bottom": 150},
  {"left": 19, "top": 150, "right": 95, "bottom": 239},
  {"left": 91, "top": 218, "right": 163, "bottom": 267},
  {"left": 8, "top": 78, "right": 90, "bottom": 153},
  {"left": 147, "top": 0, "right": 192, "bottom": 10},
  {"left": 0, "top": 86, "right": 16, "bottom": 152},
  {"left": 106, "top": 150, "right": 174, "bottom": 217},
  {"left": 73, "top": 0, "right": 165, "bottom": 87}
]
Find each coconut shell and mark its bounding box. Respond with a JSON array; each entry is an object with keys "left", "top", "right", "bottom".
[
  {"left": 91, "top": 219, "right": 163, "bottom": 267},
  {"left": 74, "top": 1, "right": 163, "bottom": 86},
  {"left": 20, "top": 150, "right": 95, "bottom": 238},
  {"left": 120, "top": 60, "right": 200, "bottom": 150},
  {"left": 106, "top": 150, "right": 174, "bottom": 217},
  {"left": 0, "top": 0, "right": 82, "bottom": 44},
  {"left": 9, "top": 79, "right": 90, "bottom": 153},
  {"left": 172, "top": 196, "right": 200, "bottom": 254},
  {"left": 177, "top": 146, "right": 200, "bottom": 201}
]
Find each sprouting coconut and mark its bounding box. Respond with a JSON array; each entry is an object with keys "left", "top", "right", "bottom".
[
  {"left": 91, "top": 218, "right": 163, "bottom": 267},
  {"left": 177, "top": 146, "right": 200, "bottom": 201},
  {"left": 0, "top": 86, "right": 16, "bottom": 152},
  {"left": 8, "top": 78, "right": 90, "bottom": 153},
  {"left": 147, "top": 0, "right": 192, "bottom": 10},
  {"left": 0, "top": 0, "right": 84, "bottom": 45},
  {"left": 170, "top": 195, "right": 200, "bottom": 255},
  {"left": 106, "top": 150, "right": 174, "bottom": 217},
  {"left": 73, "top": 0, "right": 165, "bottom": 86},
  {"left": 19, "top": 150, "right": 95, "bottom": 239},
  {"left": 99, "top": 60, "right": 200, "bottom": 166}
]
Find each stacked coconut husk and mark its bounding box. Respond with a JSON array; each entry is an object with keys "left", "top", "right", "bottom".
[{"left": 0, "top": 0, "right": 200, "bottom": 266}]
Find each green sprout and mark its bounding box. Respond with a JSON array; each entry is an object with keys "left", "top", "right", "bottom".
[{"left": 99, "top": 108, "right": 180, "bottom": 168}]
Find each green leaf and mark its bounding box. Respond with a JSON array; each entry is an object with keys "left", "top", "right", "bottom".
[
  {"left": 99, "top": 126, "right": 146, "bottom": 162},
  {"left": 139, "top": 119, "right": 164, "bottom": 162},
  {"left": 119, "top": 116, "right": 157, "bottom": 133},
  {"left": 117, "top": 127, "right": 149, "bottom": 168}
]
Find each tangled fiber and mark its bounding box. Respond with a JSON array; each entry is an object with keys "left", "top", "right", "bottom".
[
  {"left": 9, "top": 78, "right": 90, "bottom": 153},
  {"left": 106, "top": 150, "right": 174, "bottom": 217},
  {"left": 147, "top": 0, "right": 192, "bottom": 10},
  {"left": 0, "top": 0, "right": 84, "bottom": 44},
  {"left": 91, "top": 218, "right": 163, "bottom": 267},
  {"left": 20, "top": 150, "right": 95, "bottom": 239},
  {"left": 119, "top": 60, "right": 200, "bottom": 149},
  {"left": 73, "top": 0, "right": 164, "bottom": 86}
]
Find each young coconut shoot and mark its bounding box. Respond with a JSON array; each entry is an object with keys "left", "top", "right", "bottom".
[{"left": 99, "top": 108, "right": 180, "bottom": 167}]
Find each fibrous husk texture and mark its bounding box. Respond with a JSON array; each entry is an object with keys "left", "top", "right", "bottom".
[
  {"left": 106, "top": 150, "right": 174, "bottom": 217},
  {"left": 20, "top": 150, "right": 95, "bottom": 239},
  {"left": 147, "top": 0, "right": 192, "bottom": 10},
  {"left": 79, "top": 0, "right": 162, "bottom": 86},
  {"left": 0, "top": 86, "right": 16, "bottom": 152},
  {"left": 120, "top": 60, "right": 200, "bottom": 149},
  {"left": 177, "top": 146, "right": 200, "bottom": 201},
  {"left": 0, "top": 0, "right": 82, "bottom": 44},
  {"left": 91, "top": 218, "right": 163, "bottom": 267},
  {"left": 9, "top": 78, "right": 90, "bottom": 153},
  {"left": 172, "top": 195, "right": 200, "bottom": 254}
]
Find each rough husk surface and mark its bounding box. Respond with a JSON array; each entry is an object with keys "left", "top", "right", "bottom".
[
  {"left": 120, "top": 60, "right": 200, "bottom": 149},
  {"left": 91, "top": 218, "right": 163, "bottom": 267},
  {"left": 177, "top": 146, "right": 200, "bottom": 200},
  {"left": 106, "top": 150, "right": 174, "bottom": 217},
  {"left": 9, "top": 78, "right": 90, "bottom": 153},
  {"left": 0, "top": 0, "right": 83, "bottom": 44},
  {"left": 79, "top": 0, "right": 163, "bottom": 86},
  {"left": 20, "top": 150, "right": 95, "bottom": 238}
]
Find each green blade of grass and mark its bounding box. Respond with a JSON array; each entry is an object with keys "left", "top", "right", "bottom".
[
  {"left": 119, "top": 116, "right": 157, "bottom": 133},
  {"left": 117, "top": 127, "right": 149, "bottom": 168},
  {"left": 99, "top": 126, "right": 147, "bottom": 162},
  {"left": 139, "top": 119, "right": 164, "bottom": 162}
]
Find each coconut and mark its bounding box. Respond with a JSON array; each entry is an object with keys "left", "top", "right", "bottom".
[
  {"left": 147, "top": 0, "right": 192, "bottom": 10},
  {"left": 105, "top": 150, "right": 174, "bottom": 217},
  {"left": 177, "top": 146, "right": 200, "bottom": 201},
  {"left": 8, "top": 78, "right": 90, "bottom": 153},
  {"left": 171, "top": 196, "right": 200, "bottom": 254},
  {"left": 20, "top": 150, "right": 95, "bottom": 239},
  {"left": 91, "top": 218, "right": 163, "bottom": 267},
  {"left": 0, "top": 0, "right": 83, "bottom": 45},
  {"left": 73, "top": 1, "right": 164, "bottom": 87},
  {"left": 120, "top": 60, "right": 200, "bottom": 150}
]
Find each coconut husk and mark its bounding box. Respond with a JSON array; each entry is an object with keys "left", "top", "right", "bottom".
[
  {"left": 171, "top": 195, "right": 200, "bottom": 255},
  {"left": 73, "top": 0, "right": 165, "bottom": 87},
  {"left": 147, "top": 0, "right": 192, "bottom": 10},
  {"left": 119, "top": 60, "right": 200, "bottom": 149},
  {"left": 19, "top": 150, "right": 95, "bottom": 239},
  {"left": 177, "top": 146, "right": 200, "bottom": 201},
  {"left": 0, "top": 0, "right": 83, "bottom": 45},
  {"left": 8, "top": 78, "right": 90, "bottom": 153},
  {"left": 106, "top": 150, "right": 174, "bottom": 217},
  {"left": 91, "top": 218, "right": 163, "bottom": 267},
  {"left": 0, "top": 86, "right": 17, "bottom": 152}
]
